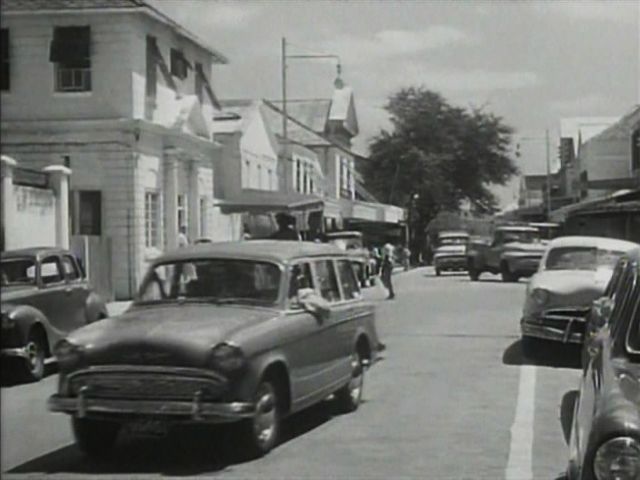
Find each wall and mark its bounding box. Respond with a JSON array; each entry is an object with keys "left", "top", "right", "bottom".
[
  {"left": 580, "top": 136, "right": 632, "bottom": 196},
  {"left": 0, "top": 13, "right": 135, "bottom": 121},
  {"left": 11, "top": 185, "right": 57, "bottom": 248}
]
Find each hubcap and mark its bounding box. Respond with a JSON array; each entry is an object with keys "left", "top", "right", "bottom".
[
  {"left": 349, "top": 355, "right": 363, "bottom": 404},
  {"left": 26, "top": 341, "right": 42, "bottom": 371},
  {"left": 253, "top": 384, "right": 276, "bottom": 447}
]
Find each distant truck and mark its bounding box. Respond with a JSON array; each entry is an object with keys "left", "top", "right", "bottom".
[
  {"left": 433, "top": 231, "right": 470, "bottom": 276},
  {"left": 466, "top": 226, "right": 547, "bottom": 282}
]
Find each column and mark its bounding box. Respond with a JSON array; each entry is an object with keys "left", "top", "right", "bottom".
[
  {"left": 164, "top": 153, "right": 179, "bottom": 250},
  {"left": 188, "top": 158, "right": 200, "bottom": 241},
  {"left": 1, "top": 156, "right": 17, "bottom": 251},
  {"left": 43, "top": 165, "right": 72, "bottom": 249}
]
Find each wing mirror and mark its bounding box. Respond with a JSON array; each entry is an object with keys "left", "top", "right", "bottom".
[{"left": 297, "top": 288, "right": 330, "bottom": 321}]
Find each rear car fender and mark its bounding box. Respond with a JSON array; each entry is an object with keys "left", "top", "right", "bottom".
[{"left": 84, "top": 291, "right": 108, "bottom": 324}]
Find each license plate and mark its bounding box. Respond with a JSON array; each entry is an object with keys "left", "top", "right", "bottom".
[{"left": 126, "top": 420, "right": 168, "bottom": 438}]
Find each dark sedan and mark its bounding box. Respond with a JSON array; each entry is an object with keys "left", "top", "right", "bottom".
[
  {"left": 48, "top": 241, "right": 383, "bottom": 458},
  {"left": 566, "top": 247, "right": 640, "bottom": 480},
  {"left": 1, "top": 247, "right": 108, "bottom": 381}
]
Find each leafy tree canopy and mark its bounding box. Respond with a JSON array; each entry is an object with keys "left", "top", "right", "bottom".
[{"left": 363, "top": 87, "right": 519, "bottom": 230}]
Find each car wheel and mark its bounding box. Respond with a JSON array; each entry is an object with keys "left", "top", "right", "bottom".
[
  {"left": 72, "top": 417, "right": 121, "bottom": 457},
  {"left": 435, "top": 268, "right": 441, "bottom": 276},
  {"left": 335, "top": 350, "right": 364, "bottom": 413},
  {"left": 240, "top": 379, "right": 280, "bottom": 457},
  {"left": 21, "top": 329, "right": 46, "bottom": 382},
  {"left": 468, "top": 264, "right": 479, "bottom": 281},
  {"left": 500, "top": 262, "right": 516, "bottom": 282}
]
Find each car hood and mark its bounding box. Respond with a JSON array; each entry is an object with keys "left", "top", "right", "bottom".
[
  {"left": 1, "top": 285, "right": 39, "bottom": 304},
  {"left": 67, "top": 303, "right": 278, "bottom": 367},
  {"left": 524, "top": 269, "right": 611, "bottom": 315},
  {"left": 435, "top": 245, "right": 466, "bottom": 255}
]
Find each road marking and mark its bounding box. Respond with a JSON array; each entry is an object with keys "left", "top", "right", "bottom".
[{"left": 505, "top": 365, "right": 537, "bottom": 480}]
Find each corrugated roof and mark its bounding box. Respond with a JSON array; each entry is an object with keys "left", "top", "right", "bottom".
[
  {"left": 261, "top": 101, "right": 332, "bottom": 147},
  {"left": 268, "top": 99, "right": 330, "bottom": 134},
  {"left": 1, "top": 0, "right": 228, "bottom": 64}
]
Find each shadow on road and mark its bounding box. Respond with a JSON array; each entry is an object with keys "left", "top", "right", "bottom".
[
  {"left": 0, "top": 359, "right": 58, "bottom": 388},
  {"left": 502, "top": 339, "right": 582, "bottom": 369},
  {"left": 7, "top": 399, "right": 349, "bottom": 476}
]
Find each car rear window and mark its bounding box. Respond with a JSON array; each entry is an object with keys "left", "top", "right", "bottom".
[{"left": 1, "top": 258, "right": 36, "bottom": 286}]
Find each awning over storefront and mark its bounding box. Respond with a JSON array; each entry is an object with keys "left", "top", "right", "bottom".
[{"left": 215, "top": 190, "right": 324, "bottom": 214}]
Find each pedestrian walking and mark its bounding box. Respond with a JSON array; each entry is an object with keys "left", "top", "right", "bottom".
[{"left": 381, "top": 243, "right": 395, "bottom": 300}]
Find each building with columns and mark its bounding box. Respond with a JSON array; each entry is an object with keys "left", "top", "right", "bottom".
[{"left": 0, "top": 0, "right": 233, "bottom": 299}]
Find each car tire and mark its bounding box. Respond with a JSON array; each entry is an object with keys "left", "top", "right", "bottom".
[
  {"left": 334, "top": 350, "right": 364, "bottom": 413},
  {"left": 435, "top": 268, "right": 441, "bottom": 276},
  {"left": 72, "top": 417, "right": 121, "bottom": 457},
  {"left": 468, "top": 264, "right": 480, "bottom": 281},
  {"left": 501, "top": 262, "right": 516, "bottom": 282},
  {"left": 21, "top": 329, "right": 46, "bottom": 382},
  {"left": 240, "top": 379, "right": 281, "bottom": 457}
]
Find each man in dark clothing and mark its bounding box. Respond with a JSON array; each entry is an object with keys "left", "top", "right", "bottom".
[{"left": 270, "top": 213, "right": 301, "bottom": 241}]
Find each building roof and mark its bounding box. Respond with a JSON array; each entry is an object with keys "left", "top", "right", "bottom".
[
  {"left": 153, "top": 240, "right": 347, "bottom": 264},
  {"left": 1, "top": 0, "right": 228, "bottom": 64},
  {"left": 588, "top": 105, "right": 640, "bottom": 141},
  {"left": 268, "top": 99, "right": 331, "bottom": 134},
  {"left": 261, "top": 100, "right": 333, "bottom": 147}
]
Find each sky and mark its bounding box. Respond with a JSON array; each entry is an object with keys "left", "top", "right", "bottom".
[{"left": 150, "top": 0, "right": 639, "bottom": 208}]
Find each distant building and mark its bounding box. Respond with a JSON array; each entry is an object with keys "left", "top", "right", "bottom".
[{"left": 0, "top": 0, "right": 231, "bottom": 299}]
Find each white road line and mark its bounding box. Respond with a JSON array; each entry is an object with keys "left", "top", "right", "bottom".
[{"left": 505, "top": 365, "right": 537, "bottom": 480}]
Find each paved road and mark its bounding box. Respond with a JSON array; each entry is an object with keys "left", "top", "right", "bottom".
[{"left": 1, "top": 267, "right": 581, "bottom": 479}]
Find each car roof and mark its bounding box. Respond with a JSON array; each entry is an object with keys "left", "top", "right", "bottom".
[
  {"left": 325, "top": 231, "right": 362, "bottom": 238},
  {"left": 547, "top": 236, "right": 639, "bottom": 252},
  {"left": 438, "top": 231, "right": 469, "bottom": 237},
  {"left": 496, "top": 226, "right": 538, "bottom": 232},
  {"left": 154, "top": 240, "right": 349, "bottom": 264},
  {"left": 1, "top": 246, "right": 69, "bottom": 260}
]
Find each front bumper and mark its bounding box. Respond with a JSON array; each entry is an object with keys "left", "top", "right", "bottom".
[
  {"left": 520, "top": 309, "right": 588, "bottom": 344},
  {"left": 48, "top": 393, "right": 256, "bottom": 423},
  {"left": 434, "top": 255, "right": 467, "bottom": 270}
]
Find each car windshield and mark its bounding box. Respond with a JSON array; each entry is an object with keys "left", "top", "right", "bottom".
[
  {"left": 0, "top": 258, "right": 37, "bottom": 286},
  {"left": 501, "top": 231, "right": 540, "bottom": 243},
  {"left": 628, "top": 295, "right": 640, "bottom": 352},
  {"left": 545, "top": 247, "right": 625, "bottom": 271},
  {"left": 440, "top": 237, "right": 468, "bottom": 246},
  {"left": 136, "top": 259, "right": 282, "bottom": 306}
]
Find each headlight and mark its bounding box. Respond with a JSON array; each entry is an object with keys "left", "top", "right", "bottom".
[
  {"left": 54, "top": 339, "right": 85, "bottom": 370},
  {"left": 594, "top": 436, "right": 640, "bottom": 480},
  {"left": 530, "top": 288, "right": 550, "bottom": 306},
  {"left": 208, "top": 343, "right": 246, "bottom": 374},
  {"left": 1, "top": 311, "right": 16, "bottom": 330}
]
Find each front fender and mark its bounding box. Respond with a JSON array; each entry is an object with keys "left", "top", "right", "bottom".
[
  {"left": 2, "top": 304, "right": 52, "bottom": 348},
  {"left": 236, "top": 350, "right": 291, "bottom": 404}
]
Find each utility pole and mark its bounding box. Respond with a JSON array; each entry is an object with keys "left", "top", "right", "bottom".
[
  {"left": 281, "top": 38, "right": 288, "bottom": 159},
  {"left": 545, "top": 128, "right": 551, "bottom": 220}
]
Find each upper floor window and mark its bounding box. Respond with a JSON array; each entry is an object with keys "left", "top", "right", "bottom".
[
  {"left": 145, "top": 191, "right": 160, "bottom": 248},
  {"left": 1, "top": 29, "right": 9, "bottom": 91},
  {"left": 170, "top": 48, "right": 189, "bottom": 79},
  {"left": 49, "top": 26, "right": 91, "bottom": 92}
]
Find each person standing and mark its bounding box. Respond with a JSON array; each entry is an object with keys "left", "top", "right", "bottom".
[
  {"left": 270, "top": 213, "right": 301, "bottom": 240},
  {"left": 381, "top": 243, "right": 395, "bottom": 300},
  {"left": 178, "top": 225, "right": 189, "bottom": 248}
]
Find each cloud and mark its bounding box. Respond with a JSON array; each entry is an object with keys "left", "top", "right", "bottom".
[
  {"left": 149, "top": 1, "right": 262, "bottom": 30},
  {"left": 534, "top": 2, "right": 639, "bottom": 25},
  {"left": 319, "top": 26, "right": 474, "bottom": 65},
  {"left": 549, "top": 94, "right": 612, "bottom": 115}
]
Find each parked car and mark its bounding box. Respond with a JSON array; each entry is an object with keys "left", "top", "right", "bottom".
[
  {"left": 1, "top": 247, "right": 108, "bottom": 382},
  {"left": 520, "top": 236, "right": 637, "bottom": 356},
  {"left": 433, "top": 231, "right": 470, "bottom": 276},
  {"left": 565, "top": 246, "right": 640, "bottom": 480},
  {"left": 466, "top": 225, "right": 547, "bottom": 282},
  {"left": 325, "top": 231, "right": 375, "bottom": 287},
  {"left": 48, "top": 241, "right": 383, "bottom": 458}
]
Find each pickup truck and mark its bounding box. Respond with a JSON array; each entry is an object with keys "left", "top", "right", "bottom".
[
  {"left": 466, "top": 226, "right": 547, "bottom": 282},
  {"left": 1, "top": 247, "right": 108, "bottom": 382}
]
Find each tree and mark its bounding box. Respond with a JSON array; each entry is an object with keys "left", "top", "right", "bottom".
[{"left": 362, "top": 87, "right": 518, "bottom": 258}]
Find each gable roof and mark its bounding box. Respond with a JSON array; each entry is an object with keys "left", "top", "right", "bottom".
[
  {"left": 214, "top": 100, "right": 280, "bottom": 156},
  {"left": 588, "top": 105, "right": 640, "bottom": 141},
  {"left": 1, "top": 0, "right": 228, "bottom": 64}
]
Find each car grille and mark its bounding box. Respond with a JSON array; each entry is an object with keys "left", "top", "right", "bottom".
[
  {"left": 539, "top": 308, "right": 589, "bottom": 335},
  {"left": 68, "top": 368, "right": 227, "bottom": 401}
]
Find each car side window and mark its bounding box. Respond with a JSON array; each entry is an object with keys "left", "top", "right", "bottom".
[
  {"left": 336, "top": 259, "right": 361, "bottom": 301},
  {"left": 609, "top": 266, "right": 637, "bottom": 340},
  {"left": 61, "top": 255, "right": 81, "bottom": 281},
  {"left": 314, "top": 259, "right": 341, "bottom": 302},
  {"left": 288, "top": 262, "right": 314, "bottom": 305},
  {"left": 40, "top": 256, "right": 64, "bottom": 285}
]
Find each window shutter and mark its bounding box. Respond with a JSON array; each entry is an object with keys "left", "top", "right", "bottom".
[
  {"left": 195, "top": 62, "right": 203, "bottom": 102},
  {"left": 49, "top": 26, "right": 90, "bottom": 64},
  {"left": 0, "top": 29, "right": 9, "bottom": 91},
  {"left": 146, "top": 36, "right": 158, "bottom": 101}
]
